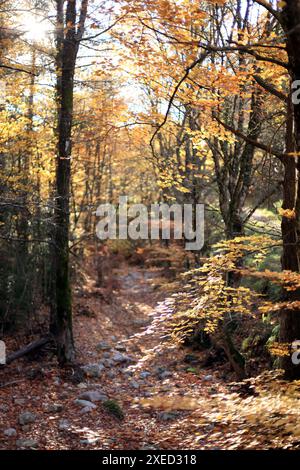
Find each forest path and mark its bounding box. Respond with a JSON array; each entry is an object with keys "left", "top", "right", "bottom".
[
  {"left": 73, "top": 262, "right": 228, "bottom": 450},
  {"left": 0, "top": 260, "right": 295, "bottom": 449},
  {"left": 70, "top": 261, "right": 280, "bottom": 450}
]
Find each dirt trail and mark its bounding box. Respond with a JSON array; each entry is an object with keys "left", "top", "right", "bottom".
[
  {"left": 0, "top": 262, "right": 297, "bottom": 450},
  {"left": 73, "top": 264, "right": 224, "bottom": 450}
]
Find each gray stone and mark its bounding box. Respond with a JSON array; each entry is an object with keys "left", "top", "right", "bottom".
[
  {"left": 107, "top": 371, "right": 116, "bottom": 378},
  {"left": 82, "top": 363, "right": 104, "bottom": 378},
  {"left": 158, "top": 371, "right": 172, "bottom": 380},
  {"left": 103, "top": 359, "right": 114, "bottom": 368},
  {"left": 14, "top": 398, "right": 26, "bottom": 406},
  {"left": 112, "top": 352, "right": 134, "bottom": 364},
  {"left": 142, "top": 444, "right": 159, "bottom": 450},
  {"left": 44, "top": 403, "right": 63, "bottom": 413},
  {"left": 74, "top": 399, "right": 97, "bottom": 409},
  {"left": 18, "top": 411, "right": 36, "bottom": 426},
  {"left": 102, "top": 352, "right": 111, "bottom": 359},
  {"left": 158, "top": 411, "right": 178, "bottom": 421},
  {"left": 0, "top": 404, "right": 9, "bottom": 412},
  {"left": 115, "top": 344, "right": 127, "bottom": 352},
  {"left": 140, "top": 371, "right": 151, "bottom": 379},
  {"left": 80, "top": 437, "right": 100, "bottom": 445},
  {"left": 79, "top": 391, "right": 108, "bottom": 402},
  {"left": 203, "top": 375, "right": 213, "bottom": 381},
  {"left": 80, "top": 405, "right": 96, "bottom": 414},
  {"left": 77, "top": 383, "right": 88, "bottom": 389},
  {"left": 58, "top": 419, "right": 70, "bottom": 431},
  {"left": 129, "top": 380, "right": 140, "bottom": 389},
  {"left": 16, "top": 438, "right": 38, "bottom": 449},
  {"left": 184, "top": 354, "right": 199, "bottom": 364},
  {"left": 3, "top": 428, "right": 17, "bottom": 437},
  {"left": 96, "top": 341, "right": 111, "bottom": 351}
]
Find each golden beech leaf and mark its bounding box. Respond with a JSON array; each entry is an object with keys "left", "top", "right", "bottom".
[
  {"left": 278, "top": 1, "right": 287, "bottom": 8},
  {"left": 278, "top": 208, "right": 296, "bottom": 219},
  {"left": 268, "top": 342, "right": 290, "bottom": 357}
]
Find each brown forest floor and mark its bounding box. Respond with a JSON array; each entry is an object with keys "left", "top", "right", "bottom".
[{"left": 1, "top": 250, "right": 300, "bottom": 450}]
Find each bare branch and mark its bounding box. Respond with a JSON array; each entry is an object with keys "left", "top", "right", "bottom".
[
  {"left": 244, "top": 181, "right": 283, "bottom": 223},
  {"left": 150, "top": 52, "right": 208, "bottom": 149},
  {"left": 0, "top": 62, "right": 37, "bottom": 75},
  {"left": 213, "top": 113, "right": 285, "bottom": 161},
  {"left": 254, "top": 0, "right": 283, "bottom": 26},
  {"left": 80, "top": 15, "right": 126, "bottom": 42},
  {"left": 253, "top": 74, "right": 288, "bottom": 102}
]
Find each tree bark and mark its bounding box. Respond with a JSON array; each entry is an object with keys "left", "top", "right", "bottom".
[
  {"left": 279, "top": 96, "right": 300, "bottom": 379},
  {"left": 278, "top": 1, "right": 300, "bottom": 379},
  {"left": 51, "top": 0, "right": 88, "bottom": 365}
]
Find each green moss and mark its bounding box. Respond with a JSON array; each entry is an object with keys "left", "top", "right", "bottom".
[
  {"left": 186, "top": 367, "right": 198, "bottom": 374},
  {"left": 103, "top": 399, "right": 125, "bottom": 420}
]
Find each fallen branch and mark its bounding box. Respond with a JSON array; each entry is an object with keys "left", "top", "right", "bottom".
[
  {"left": 5, "top": 336, "right": 52, "bottom": 365},
  {"left": 0, "top": 379, "right": 24, "bottom": 389}
]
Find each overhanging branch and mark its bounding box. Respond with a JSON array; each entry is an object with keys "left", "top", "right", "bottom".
[{"left": 213, "top": 113, "right": 285, "bottom": 161}]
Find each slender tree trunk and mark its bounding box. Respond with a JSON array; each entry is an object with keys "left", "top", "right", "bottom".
[
  {"left": 14, "top": 49, "right": 36, "bottom": 322},
  {"left": 51, "top": 0, "right": 88, "bottom": 365}
]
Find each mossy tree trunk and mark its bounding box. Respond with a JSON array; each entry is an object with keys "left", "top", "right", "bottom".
[{"left": 51, "top": 0, "right": 88, "bottom": 365}]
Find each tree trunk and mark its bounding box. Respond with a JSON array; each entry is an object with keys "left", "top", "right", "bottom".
[
  {"left": 279, "top": 2, "right": 300, "bottom": 379},
  {"left": 279, "top": 93, "right": 300, "bottom": 378},
  {"left": 51, "top": 0, "right": 88, "bottom": 365}
]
